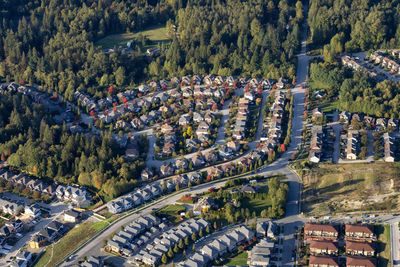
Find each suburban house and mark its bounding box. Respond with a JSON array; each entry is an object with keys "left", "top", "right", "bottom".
[
  {"left": 346, "top": 256, "right": 376, "bottom": 267},
  {"left": 309, "top": 256, "right": 339, "bottom": 267},
  {"left": 304, "top": 223, "right": 339, "bottom": 241},
  {"left": 63, "top": 209, "right": 81, "bottom": 223},
  {"left": 383, "top": 132, "right": 395, "bottom": 162},
  {"left": 247, "top": 239, "right": 274, "bottom": 267},
  {"left": 310, "top": 240, "right": 338, "bottom": 255},
  {"left": 345, "top": 225, "right": 376, "bottom": 241},
  {"left": 346, "top": 130, "right": 360, "bottom": 160},
  {"left": 346, "top": 241, "right": 375, "bottom": 256}
]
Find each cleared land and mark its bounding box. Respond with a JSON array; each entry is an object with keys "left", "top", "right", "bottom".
[
  {"left": 35, "top": 220, "right": 108, "bottom": 267},
  {"left": 95, "top": 25, "right": 170, "bottom": 50},
  {"left": 302, "top": 163, "right": 400, "bottom": 216}
]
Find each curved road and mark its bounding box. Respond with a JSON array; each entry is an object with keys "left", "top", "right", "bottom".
[{"left": 61, "top": 7, "right": 311, "bottom": 267}]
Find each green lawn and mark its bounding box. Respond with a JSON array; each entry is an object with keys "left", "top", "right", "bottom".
[
  {"left": 153, "top": 204, "right": 186, "bottom": 224},
  {"left": 34, "top": 221, "right": 108, "bottom": 267},
  {"left": 95, "top": 25, "right": 170, "bottom": 50},
  {"left": 225, "top": 251, "right": 248, "bottom": 266},
  {"left": 376, "top": 224, "right": 391, "bottom": 267}
]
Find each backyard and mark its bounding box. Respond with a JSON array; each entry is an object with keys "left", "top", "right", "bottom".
[
  {"left": 224, "top": 251, "right": 248, "bottom": 266},
  {"left": 302, "top": 163, "right": 400, "bottom": 216},
  {"left": 95, "top": 25, "right": 170, "bottom": 51}
]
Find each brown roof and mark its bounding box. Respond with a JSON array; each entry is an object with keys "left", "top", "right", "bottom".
[
  {"left": 346, "top": 241, "right": 374, "bottom": 252},
  {"left": 309, "top": 256, "right": 339, "bottom": 266},
  {"left": 346, "top": 256, "right": 376, "bottom": 267},
  {"left": 310, "top": 241, "right": 338, "bottom": 250},
  {"left": 345, "top": 225, "right": 374, "bottom": 235},
  {"left": 305, "top": 223, "right": 338, "bottom": 234}
]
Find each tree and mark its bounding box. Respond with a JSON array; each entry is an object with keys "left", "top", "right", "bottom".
[
  {"left": 115, "top": 67, "right": 126, "bottom": 86},
  {"left": 173, "top": 244, "right": 179, "bottom": 253},
  {"left": 168, "top": 247, "right": 174, "bottom": 258},
  {"left": 191, "top": 232, "right": 197, "bottom": 242},
  {"left": 178, "top": 239, "right": 184, "bottom": 249},
  {"left": 162, "top": 254, "right": 168, "bottom": 264},
  {"left": 184, "top": 236, "right": 189, "bottom": 246}
]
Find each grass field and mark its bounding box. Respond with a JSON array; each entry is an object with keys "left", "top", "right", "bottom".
[
  {"left": 35, "top": 221, "right": 108, "bottom": 267},
  {"left": 303, "top": 163, "right": 400, "bottom": 216},
  {"left": 96, "top": 25, "right": 170, "bottom": 50},
  {"left": 225, "top": 251, "right": 248, "bottom": 266},
  {"left": 376, "top": 224, "right": 391, "bottom": 267},
  {"left": 154, "top": 204, "right": 186, "bottom": 224}
]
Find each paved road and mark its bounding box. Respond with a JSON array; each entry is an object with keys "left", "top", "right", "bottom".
[{"left": 61, "top": 5, "right": 310, "bottom": 267}]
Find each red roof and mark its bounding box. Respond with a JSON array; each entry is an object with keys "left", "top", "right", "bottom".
[
  {"left": 305, "top": 223, "right": 338, "bottom": 233},
  {"left": 310, "top": 240, "right": 338, "bottom": 250},
  {"left": 346, "top": 241, "right": 375, "bottom": 252},
  {"left": 309, "top": 256, "right": 339, "bottom": 266},
  {"left": 345, "top": 225, "right": 374, "bottom": 235},
  {"left": 346, "top": 256, "right": 376, "bottom": 267}
]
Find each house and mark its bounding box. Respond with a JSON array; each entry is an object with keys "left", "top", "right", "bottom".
[
  {"left": 276, "top": 77, "right": 286, "bottom": 89},
  {"left": 312, "top": 108, "right": 323, "bottom": 121},
  {"left": 239, "top": 225, "right": 255, "bottom": 241},
  {"left": 141, "top": 168, "right": 154, "bottom": 181},
  {"left": 227, "top": 141, "right": 240, "bottom": 152},
  {"left": 388, "top": 118, "right": 398, "bottom": 130},
  {"left": 210, "top": 239, "right": 228, "bottom": 256},
  {"left": 29, "top": 234, "right": 47, "bottom": 248},
  {"left": 161, "top": 124, "right": 174, "bottom": 134},
  {"left": 175, "top": 158, "right": 188, "bottom": 170},
  {"left": 24, "top": 204, "right": 41, "bottom": 219},
  {"left": 240, "top": 184, "right": 257, "bottom": 193},
  {"left": 160, "top": 164, "right": 174, "bottom": 176},
  {"left": 383, "top": 133, "right": 395, "bottom": 162},
  {"left": 190, "top": 154, "right": 205, "bottom": 167},
  {"left": 310, "top": 241, "right": 338, "bottom": 255},
  {"left": 219, "top": 145, "right": 233, "bottom": 159},
  {"left": 345, "top": 225, "right": 375, "bottom": 241},
  {"left": 162, "top": 142, "right": 175, "bottom": 156},
  {"left": 108, "top": 201, "right": 124, "bottom": 214},
  {"left": 201, "top": 245, "right": 218, "bottom": 260},
  {"left": 309, "top": 256, "right": 339, "bottom": 267},
  {"left": 346, "top": 256, "right": 376, "bottom": 267},
  {"left": 220, "top": 235, "right": 236, "bottom": 251},
  {"left": 304, "top": 223, "right": 339, "bottom": 240},
  {"left": 179, "top": 115, "right": 191, "bottom": 126},
  {"left": 340, "top": 111, "right": 351, "bottom": 124},
  {"left": 204, "top": 151, "right": 218, "bottom": 163},
  {"left": 107, "top": 240, "right": 122, "bottom": 253},
  {"left": 193, "top": 197, "right": 214, "bottom": 215},
  {"left": 193, "top": 112, "right": 204, "bottom": 123},
  {"left": 63, "top": 209, "right": 80, "bottom": 223},
  {"left": 346, "top": 241, "right": 375, "bottom": 256},
  {"left": 346, "top": 130, "right": 360, "bottom": 160},
  {"left": 247, "top": 239, "right": 273, "bottom": 267},
  {"left": 81, "top": 256, "right": 103, "bottom": 267}
]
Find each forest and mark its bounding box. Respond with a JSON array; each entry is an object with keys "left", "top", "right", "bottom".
[
  {"left": 310, "top": 60, "right": 400, "bottom": 119},
  {"left": 308, "top": 0, "right": 400, "bottom": 51},
  {"left": 0, "top": 93, "right": 146, "bottom": 199},
  {"left": 0, "top": 0, "right": 303, "bottom": 101}
]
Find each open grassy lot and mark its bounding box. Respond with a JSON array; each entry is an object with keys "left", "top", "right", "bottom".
[
  {"left": 95, "top": 25, "right": 170, "bottom": 50},
  {"left": 225, "top": 251, "right": 248, "bottom": 266},
  {"left": 376, "top": 224, "right": 391, "bottom": 267},
  {"left": 35, "top": 220, "right": 108, "bottom": 267},
  {"left": 302, "top": 163, "right": 400, "bottom": 216},
  {"left": 153, "top": 204, "right": 186, "bottom": 224}
]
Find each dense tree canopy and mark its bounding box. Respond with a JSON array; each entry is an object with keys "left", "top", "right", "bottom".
[
  {"left": 0, "top": 93, "right": 145, "bottom": 199},
  {"left": 308, "top": 0, "right": 400, "bottom": 51},
  {"left": 0, "top": 0, "right": 303, "bottom": 100}
]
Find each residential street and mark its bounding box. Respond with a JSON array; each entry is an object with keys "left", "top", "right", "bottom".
[{"left": 61, "top": 6, "right": 310, "bottom": 267}]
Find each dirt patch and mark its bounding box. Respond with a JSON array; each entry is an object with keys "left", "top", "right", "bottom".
[{"left": 302, "top": 163, "right": 400, "bottom": 215}]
